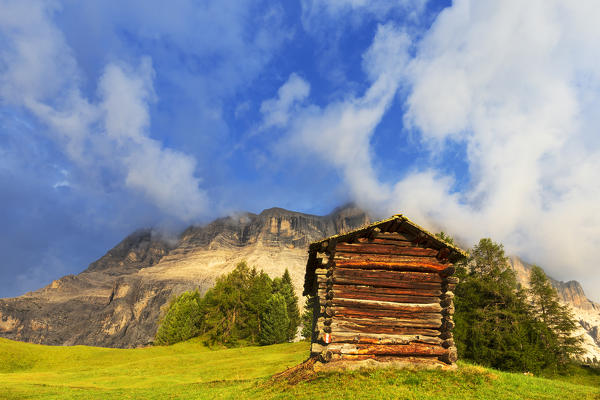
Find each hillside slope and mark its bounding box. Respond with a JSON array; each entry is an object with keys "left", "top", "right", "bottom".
[{"left": 0, "top": 338, "right": 598, "bottom": 400}]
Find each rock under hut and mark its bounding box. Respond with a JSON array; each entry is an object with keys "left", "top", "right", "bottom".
[{"left": 303, "top": 214, "right": 467, "bottom": 370}]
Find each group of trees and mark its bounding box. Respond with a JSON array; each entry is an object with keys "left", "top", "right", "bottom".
[
  {"left": 453, "top": 237, "right": 583, "bottom": 373},
  {"left": 155, "top": 262, "right": 300, "bottom": 347}
]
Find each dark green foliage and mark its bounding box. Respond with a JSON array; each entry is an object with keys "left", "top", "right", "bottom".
[
  {"left": 155, "top": 291, "right": 203, "bottom": 346},
  {"left": 281, "top": 269, "right": 301, "bottom": 340},
  {"left": 528, "top": 266, "right": 583, "bottom": 369},
  {"left": 455, "top": 238, "right": 584, "bottom": 373},
  {"left": 155, "top": 261, "right": 301, "bottom": 347},
  {"left": 258, "top": 294, "right": 290, "bottom": 345},
  {"left": 301, "top": 295, "right": 316, "bottom": 340},
  {"left": 455, "top": 238, "right": 548, "bottom": 372}
]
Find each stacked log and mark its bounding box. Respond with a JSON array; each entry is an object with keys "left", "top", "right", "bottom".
[{"left": 309, "top": 226, "right": 460, "bottom": 368}]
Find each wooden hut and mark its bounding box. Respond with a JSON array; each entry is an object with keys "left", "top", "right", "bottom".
[{"left": 303, "top": 214, "right": 466, "bottom": 370}]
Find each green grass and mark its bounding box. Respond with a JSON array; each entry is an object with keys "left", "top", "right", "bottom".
[{"left": 0, "top": 337, "right": 598, "bottom": 399}]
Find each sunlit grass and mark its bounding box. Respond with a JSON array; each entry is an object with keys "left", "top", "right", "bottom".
[{"left": 0, "top": 337, "right": 598, "bottom": 399}]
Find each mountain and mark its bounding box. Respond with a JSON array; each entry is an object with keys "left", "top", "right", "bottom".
[
  {"left": 509, "top": 257, "right": 600, "bottom": 362},
  {"left": 1, "top": 205, "right": 599, "bottom": 361},
  {"left": 0, "top": 205, "right": 370, "bottom": 348}
]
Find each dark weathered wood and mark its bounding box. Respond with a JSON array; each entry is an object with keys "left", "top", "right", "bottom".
[
  {"left": 336, "top": 243, "right": 439, "bottom": 257},
  {"left": 332, "top": 265, "right": 442, "bottom": 289},
  {"left": 332, "top": 279, "right": 441, "bottom": 292},
  {"left": 330, "top": 332, "right": 442, "bottom": 346},
  {"left": 439, "top": 346, "right": 458, "bottom": 364},
  {"left": 377, "top": 231, "right": 416, "bottom": 241},
  {"left": 445, "top": 276, "right": 459, "bottom": 284},
  {"left": 325, "top": 342, "right": 448, "bottom": 357},
  {"left": 332, "top": 284, "right": 441, "bottom": 299},
  {"left": 334, "top": 258, "right": 454, "bottom": 274},
  {"left": 332, "top": 320, "right": 441, "bottom": 336},
  {"left": 441, "top": 305, "right": 455, "bottom": 316},
  {"left": 356, "top": 237, "right": 413, "bottom": 246},
  {"left": 333, "top": 315, "right": 442, "bottom": 329},
  {"left": 331, "top": 297, "right": 443, "bottom": 313},
  {"left": 331, "top": 306, "right": 442, "bottom": 320},
  {"left": 330, "top": 291, "right": 441, "bottom": 305}
]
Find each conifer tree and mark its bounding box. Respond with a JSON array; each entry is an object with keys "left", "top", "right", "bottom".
[
  {"left": 154, "top": 291, "right": 203, "bottom": 346},
  {"left": 281, "top": 269, "right": 301, "bottom": 340},
  {"left": 258, "top": 293, "right": 290, "bottom": 345},
  {"left": 301, "top": 295, "right": 316, "bottom": 340},
  {"left": 528, "top": 266, "right": 583, "bottom": 368}
]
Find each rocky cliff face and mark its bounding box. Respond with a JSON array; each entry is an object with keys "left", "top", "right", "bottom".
[
  {"left": 509, "top": 257, "right": 600, "bottom": 361},
  {"left": 0, "top": 205, "right": 370, "bottom": 348}
]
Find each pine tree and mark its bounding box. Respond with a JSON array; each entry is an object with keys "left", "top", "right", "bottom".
[
  {"left": 280, "top": 269, "right": 300, "bottom": 340},
  {"left": 258, "top": 293, "right": 290, "bottom": 345},
  {"left": 301, "top": 295, "right": 316, "bottom": 340},
  {"left": 528, "top": 266, "right": 583, "bottom": 369}
]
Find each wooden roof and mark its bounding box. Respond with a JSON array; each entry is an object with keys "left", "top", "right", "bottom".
[{"left": 303, "top": 214, "right": 467, "bottom": 295}]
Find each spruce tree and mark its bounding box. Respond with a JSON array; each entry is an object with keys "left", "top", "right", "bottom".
[
  {"left": 258, "top": 293, "right": 290, "bottom": 345},
  {"left": 528, "top": 266, "right": 583, "bottom": 369},
  {"left": 281, "top": 269, "right": 301, "bottom": 340},
  {"left": 301, "top": 295, "right": 316, "bottom": 340}
]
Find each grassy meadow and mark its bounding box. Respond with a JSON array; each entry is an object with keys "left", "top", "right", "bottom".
[{"left": 0, "top": 337, "right": 599, "bottom": 399}]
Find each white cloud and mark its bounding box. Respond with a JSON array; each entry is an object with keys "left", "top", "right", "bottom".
[
  {"left": 268, "top": 24, "right": 411, "bottom": 205},
  {"left": 260, "top": 73, "right": 310, "bottom": 129},
  {"left": 0, "top": 0, "right": 208, "bottom": 221},
  {"left": 276, "top": 1, "right": 600, "bottom": 300}
]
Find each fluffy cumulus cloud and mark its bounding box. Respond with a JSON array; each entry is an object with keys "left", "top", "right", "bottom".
[
  {"left": 260, "top": 73, "right": 310, "bottom": 129},
  {"left": 0, "top": 0, "right": 207, "bottom": 220},
  {"left": 267, "top": 24, "right": 411, "bottom": 206},
  {"left": 278, "top": 0, "right": 600, "bottom": 299}
]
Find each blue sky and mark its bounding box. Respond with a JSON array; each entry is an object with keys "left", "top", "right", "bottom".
[{"left": 1, "top": 0, "right": 600, "bottom": 301}]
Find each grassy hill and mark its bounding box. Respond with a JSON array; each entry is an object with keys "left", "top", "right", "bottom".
[{"left": 0, "top": 338, "right": 598, "bottom": 399}]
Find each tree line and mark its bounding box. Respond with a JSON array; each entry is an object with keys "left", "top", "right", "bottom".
[{"left": 154, "top": 262, "right": 300, "bottom": 347}]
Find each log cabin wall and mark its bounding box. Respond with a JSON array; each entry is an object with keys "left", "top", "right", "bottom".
[{"left": 303, "top": 215, "right": 466, "bottom": 369}]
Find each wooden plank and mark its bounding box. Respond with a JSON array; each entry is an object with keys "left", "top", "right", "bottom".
[
  {"left": 336, "top": 243, "right": 439, "bottom": 257},
  {"left": 334, "top": 259, "right": 452, "bottom": 274},
  {"left": 356, "top": 237, "right": 413, "bottom": 246},
  {"left": 333, "top": 315, "right": 443, "bottom": 329},
  {"left": 334, "top": 291, "right": 440, "bottom": 304},
  {"left": 331, "top": 297, "right": 442, "bottom": 312},
  {"left": 332, "top": 283, "right": 442, "bottom": 298},
  {"left": 331, "top": 306, "right": 442, "bottom": 320},
  {"left": 377, "top": 231, "right": 416, "bottom": 241},
  {"left": 334, "top": 267, "right": 442, "bottom": 283},
  {"left": 331, "top": 321, "right": 441, "bottom": 336},
  {"left": 326, "top": 343, "right": 447, "bottom": 357},
  {"left": 330, "top": 332, "right": 442, "bottom": 345},
  {"left": 332, "top": 277, "right": 441, "bottom": 291}
]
